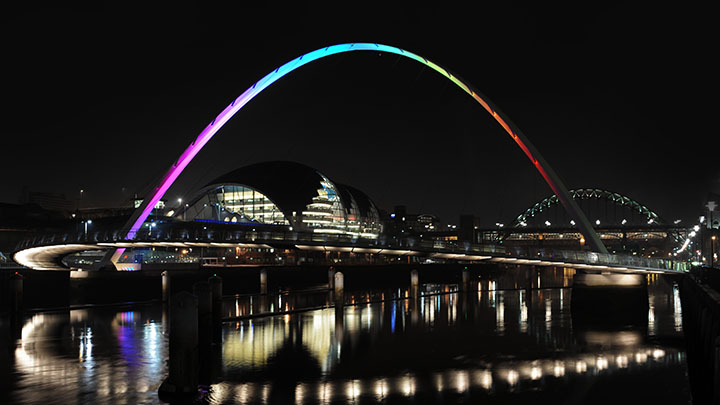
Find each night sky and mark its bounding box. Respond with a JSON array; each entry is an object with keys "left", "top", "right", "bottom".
[{"left": 2, "top": 3, "right": 717, "bottom": 227}]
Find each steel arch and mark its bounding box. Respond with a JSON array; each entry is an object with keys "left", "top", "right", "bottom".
[
  {"left": 511, "top": 188, "right": 664, "bottom": 227},
  {"left": 118, "top": 43, "right": 608, "bottom": 256}
]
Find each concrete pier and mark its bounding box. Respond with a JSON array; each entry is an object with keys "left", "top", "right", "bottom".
[
  {"left": 571, "top": 271, "right": 648, "bottom": 328},
  {"left": 159, "top": 292, "right": 198, "bottom": 397},
  {"left": 208, "top": 275, "right": 223, "bottom": 344},
  {"left": 334, "top": 271, "right": 344, "bottom": 296},
  {"left": 162, "top": 271, "right": 170, "bottom": 302},
  {"left": 328, "top": 266, "right": 336, "bottom": 289},
  {"left": 10, "top": 272, "right": 23, "bottom": 315},
  {"left": 259, "top": 268, "right": 268, "bottom": 295}
]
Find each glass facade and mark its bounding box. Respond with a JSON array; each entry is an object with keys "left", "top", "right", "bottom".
[
  {"left": 302, "top": 174, "right": 346, "bottom": 234},
  {"left": 182, "top": 185, "right": 289, "bottom": 225},
  {"left": 179, "top": 169, "right": 382, "bottom": 239}
]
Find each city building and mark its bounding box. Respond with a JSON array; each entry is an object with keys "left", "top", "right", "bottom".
[{"left": 175, "top": 161, "right": 382, "bottom": 239}]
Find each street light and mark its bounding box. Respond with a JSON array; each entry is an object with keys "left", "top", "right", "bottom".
[
  {"left": 712, "top": 235, "right": 717, "bottom": 268},
  {"left": 84, "top": 219, "right": 92, "bottom": 235}
]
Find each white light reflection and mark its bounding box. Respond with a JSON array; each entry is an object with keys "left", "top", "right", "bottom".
[
  {"left": 474, "top": 369, "right": 493, "bottom": 390},
  {"left": 375, "top": 378, "right": 388, "bottom": 400},
  {"left": 496, "top": 292, "right": 505, "bottom": 334},
  {"left": 506, "top": 369, "right": 519, "bottom": 386},
  {"left": 673, "top": 283, "right": 683, "bottom": 332},
  {"left": 530, "top": 365, "right": 542, "bottom": 380},
  {"left": 454, "top": 370, "right": 469, "bottom": 393},
  {"left": 435, "top": 372, "right": 444, "bottom": 392},
  {"left": 318, "top": 382, "right": 332, "bottom": 403},
  {"left": 596, "top": 356, "right": 608, "bottom": 370},
  {"left": 401, "top": 375, "right": 415, "bottom": 396},
  {"left": 236, "top": 384, "right": 252, "bottom": 403},
  {"left": 648, "top": 303, "right": 657, "bottom": 336},
  {"left": 616, "top": 355, "right": 629, "bottom": 368},
  {"left": 346, "top": 380, "right": 360, "bottom": 400},
  {"left": 519, "top": 290, "right": 528, "bottom": 333}
]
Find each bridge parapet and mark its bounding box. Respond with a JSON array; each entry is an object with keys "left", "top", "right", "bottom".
[
  {"left": 500, "top": 246, "right": 688, "bottom": 272},
  {"left": 13, "top": 227, "right": 688, "bottom": 273}
]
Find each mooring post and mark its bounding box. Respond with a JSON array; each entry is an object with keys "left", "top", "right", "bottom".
[
  {"left": 462, "top": 267, "right": 470, "bottom": 290},
  {"left": 162, "top": 271, "right": 170, "bottom": 302},
  {"left": 159, "top": 291, "right": 198, "bottom": 398},
  {"left": 259, "top": 268, "right": 268, "bottom": 295},
  {"left": 208, "top": 275, "right": 223, "bottom": 344}
]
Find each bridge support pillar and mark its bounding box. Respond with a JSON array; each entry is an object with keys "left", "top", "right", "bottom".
[
  {"left": 410, "top": 269, "right": 420, "bottom": 300},
  {"left": 334, "top": 272, "right": 344, "bottom": 297},
  {"left": 193, "top": 282, "right": 213, "bottom": 385},
  {"left": 328, "top": 266, "right": 335, "bottom": 290},
  {"left": 462, "top": 268, "right": 470, "bottom": 289},
  {"left": 9, "top": 272, "right": 23, "bottom": 316},
  {"left": 259, "top": 268, "right": 268, "bottom": 295},
  {"left": 162, "top": 271, "right": 170, "bottom": 302},
  {"left": 159, "top": 291, "right": 198, "bottom": 399},
  {"left": 208, "top": 275, "right": 223, "bottom": 344},
  {"left": 193, "top": 282, "right": 212, "bottom": 349},
  {"left": 571, "top": 271, "right": 648, "bottom": 329}
]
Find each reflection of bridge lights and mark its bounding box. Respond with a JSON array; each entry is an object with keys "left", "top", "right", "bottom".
[
  {"left": 346, "top": 380, "right": 360, "bottom": 400},
  {"left": 616, "top": 355, "right": 629, "bottom": 368},
  {"left": 435, "top": 372, "right": 444, "bottom": 392},
  {"left": 454, "top": 370, "right": 469, "bottom": 392},
  {"left": 236, "top": 384, "right": 251, "bottom": 403},
  {"left": 401, "top": 375, "right": 415, "bottom": 396},
  {"left": 553, "top": 361, "right": 565, "bottom": 377},
  {"left": 506, "top": 369, "right": 519, "bottom": 386},
  {"left": 530, "top": 366, "right": 542, "bottom": 380},
  {"left": 576, "top": 361, "right": 587, "bottom": 373},
  {"left": 596, "top": 356, "right": 608, "bottom": 370},
  {"left": 318, "top": 383, "right": 332, "bottom": 402},
  {"left": 474, "top": 369, "right": 493, "bottom": 390},
  {"left": 652, "top": 349, "right": 665, "bottom": 359},
  {"left": 375, "top": 379, "right": 388, "bottom": 399},
  {"left": 635, "top": 352, "right": 648, "bottom": 364}
]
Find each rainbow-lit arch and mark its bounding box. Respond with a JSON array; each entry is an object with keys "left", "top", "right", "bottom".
[{"left": 120, "top": 43, "right": 608, "bottom": 255}]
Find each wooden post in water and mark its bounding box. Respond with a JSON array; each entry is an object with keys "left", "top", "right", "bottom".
[
  {"left": 208, "top": 275, "right": 223, "bottom": 344},
  {"left": 159, "top": 292, "right": 198, "bottom": 397}
]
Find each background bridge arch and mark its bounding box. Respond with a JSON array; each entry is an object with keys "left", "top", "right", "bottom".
[
  {"left": 510, "top": 188, "right": 665, "bottom": 228},
  {"left": 120, "top": 42, "right": 608, "bottom": 255}
]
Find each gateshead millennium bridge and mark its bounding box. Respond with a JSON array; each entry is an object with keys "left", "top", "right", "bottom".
[{"left": 10, "top": 43, "right": 692, "bottom": 274}]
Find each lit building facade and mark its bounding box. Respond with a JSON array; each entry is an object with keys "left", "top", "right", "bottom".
[{"left": 177, "top": 161, "right": 382, "bottom": 239}]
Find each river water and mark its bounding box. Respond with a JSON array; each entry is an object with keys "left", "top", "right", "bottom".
[{"left": 0, "top": 266, "right": 691, "bottom": 404}]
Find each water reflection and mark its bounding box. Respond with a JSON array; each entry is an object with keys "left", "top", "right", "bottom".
[
  {"left": 2, "top": 266, "right": 689, "bottom": 404},
  {"left": 214, "top": 268, "right": 687, "bottom": 403},
  {"left": 9, "top": 306, "right": 166, "bottom": 404}
]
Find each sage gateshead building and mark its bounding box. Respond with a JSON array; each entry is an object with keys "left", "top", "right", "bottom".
[{"left": 175, "top": 161, "right": 382, "bottom": 239}]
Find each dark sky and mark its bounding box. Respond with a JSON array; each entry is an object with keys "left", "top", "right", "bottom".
[{"left": 2, "top": 3, "right": 717, "bottom": 226}]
